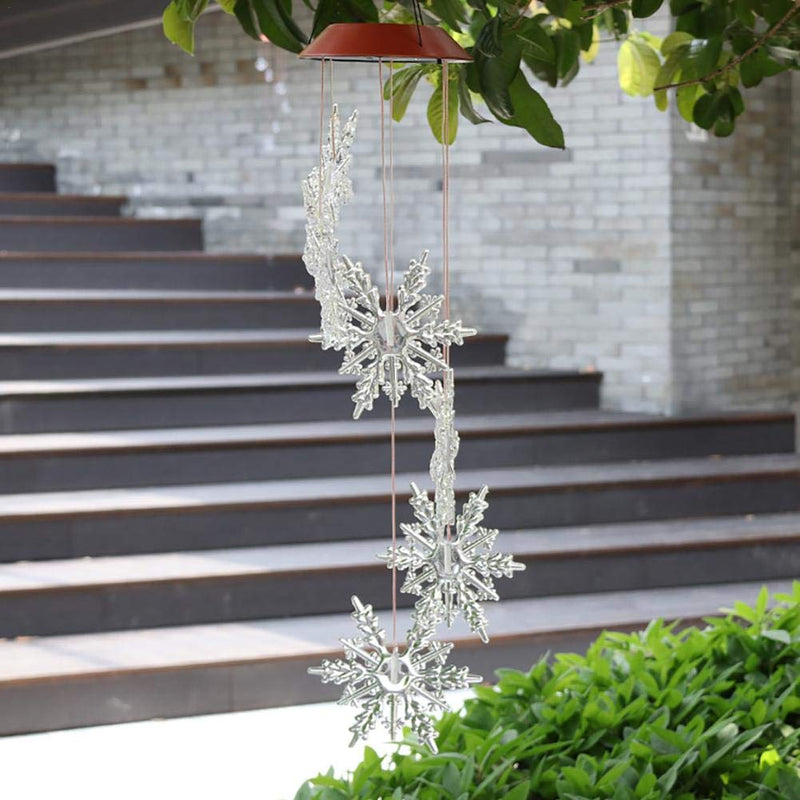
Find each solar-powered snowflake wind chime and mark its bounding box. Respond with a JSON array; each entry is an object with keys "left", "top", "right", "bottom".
[{"left": 299, "top": 17, "right": 525, "bottom": 752}]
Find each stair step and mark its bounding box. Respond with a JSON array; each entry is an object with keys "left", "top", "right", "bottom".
[
  {"left": 0, "top": 252, "right": 311, "bottom": 291},
  {"left": 0, "top": 367, "right": 601, "bottom": 433},
  {"left": 0, "top": 290, "right": 320, "bottom": 332},
  {"left": 1, "top": 515, "right": 798, "bottom": 637},
  {"left": 0, "top": 216, "right": 203, "bottom": 252},
  {"left": 0, "top": 411, "right": 791, "bottom": 493},
  {"left": 0, "top": 579, "right": 789, "bottom": 735},
  {"left": 1, "top": 456, "right": 799, "bottom": 561},
  {"left": 0, "top": 193, "right": 126, "bottom": 217},
  {"left": 0, "top": 330, "right": 506, "bottom": 379},
  {"left": 0, "top": 164, "right": 55, "bottom": 193}
]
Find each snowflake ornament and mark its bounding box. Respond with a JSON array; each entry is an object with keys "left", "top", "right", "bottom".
[
  {"left": 335, "top": 251, "right": 476, "bottom": 419},
  {"left": 429, "top": 371, "right": 459, "bottom": 527},
  {"left": 302, "top": 105, "right": 358, "bottom": 349},
  {"left": 380, "top": 483, "right": 525, "bottom": 643},
  {"left": 309, "top": 596, "right": 481, "bottom": 751}
]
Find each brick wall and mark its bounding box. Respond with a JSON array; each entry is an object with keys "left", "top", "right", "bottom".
[
  {"left": 0, "top": 10, "right": 795, "bottom": 414},
  {"left": 670, "top": 75, "right": 796, "bottom": 411}
]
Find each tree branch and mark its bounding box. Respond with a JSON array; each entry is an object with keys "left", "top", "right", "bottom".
[
  {"left": 582, "top": 0, "right": 630, "bottom": 19},
  {"left": 654, "top": 0, "right": 800, "bottom": 91}
]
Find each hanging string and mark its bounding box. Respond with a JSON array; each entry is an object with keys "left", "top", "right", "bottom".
[
  {"left": 328, "top": 60, "right": 336, "bottom": 161},
  {"left": 441, "top": 60, "right": 453, "bottom": 543},
  {"left": 318, "top": 59, "right": 326, "bottom": 221},
  {"left": 379, "top": 59, "right": 399, "bottom": 650}
]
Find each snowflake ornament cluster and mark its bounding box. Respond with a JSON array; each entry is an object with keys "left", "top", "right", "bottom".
[
  {"left": 309, "top": 596, "right": 480, "bottom": 752},
  {"left": 304, "top": 107, "right": 525, "bottom": 751}
]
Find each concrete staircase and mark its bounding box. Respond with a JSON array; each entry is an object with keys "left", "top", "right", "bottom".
[{"left": 0, "top": 162, "right": 798, "bottom": 736}]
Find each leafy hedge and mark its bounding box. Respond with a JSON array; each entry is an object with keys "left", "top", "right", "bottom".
[{"left": 295, "top": 584, "right": 800, "bottom": 800}]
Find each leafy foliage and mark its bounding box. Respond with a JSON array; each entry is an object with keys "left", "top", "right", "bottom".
[
  {"left": 162, "top": 0, "right": 799, "bottom": 145},
  {"left": 295, "top": 584, "right": 800, "bottom": 800}
]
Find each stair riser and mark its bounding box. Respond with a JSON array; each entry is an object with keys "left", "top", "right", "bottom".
[
  {"left": 0, "top": 256, "right": 311, "bottom": 291},
  {"left": 0, "top": 299, "right": 321, "bottom": 332},
  {"left": 0, "top": 628, "right": 606, "bottom": 736},
  {"left": 0, "top": 419, "right": 793, "bottom": 493},
  {"left": 2, "top": 473, "right": 799, "bottom": 562},
  {"left": 0, "top": 197, "right": 124, "bottom": 217},
  {"left": 0, "top": 375, "right": 600, "bottom": 434},
  {"left": 0, "top": 338, "right": 505, "bottom": 379},
  {"left": 0, "top": 165, "right": 55, "bottom": 193},
  {"left": 0, "top": 219, "right": 203, "bottom": 252},
  {"left": 2, "top": 539, "right": 798, "bottom": 637}
]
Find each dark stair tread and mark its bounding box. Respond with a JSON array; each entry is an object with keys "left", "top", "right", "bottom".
[
  {"left": 0, "top": 251, "right": 299, "bottom": 262},
  {"left": 0, "top": 329, "right": 506, "bottom": 348},
  {"left": 0, "top": 289, "right": 314, "bottom": 303},
  {"left": 0, "top": 215, "right": 200, "bottom": 226},
  {"left": 0, "top": 164, "right": 55, "bottom": 192},
  {"left": 0, "top": 193, "right": 126, "bottom": 215},
  {"left": 0, "top": 409, "right": 789, "bottom": 456},
  {"left": 1, "top": 455, "right": 799, "bottom": 520},
  {"left": 0, "top": 365, "right": 589, "bottom": 398},
  {"left": 0, "top": 192, "right": 127, "bottom": 202},
  {"left": 0, "top": 579, "right": 790, "bottom": 685},
  {"left": 2, "top": 513, "right": 798, "bottom": 594}
]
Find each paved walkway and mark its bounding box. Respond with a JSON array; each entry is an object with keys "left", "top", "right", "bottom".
[{"left": 0, "top": 693, "right": 471, "bottom": 800}]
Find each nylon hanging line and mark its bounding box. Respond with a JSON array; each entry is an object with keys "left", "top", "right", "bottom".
[
  {"left": 441, "top": 60, "right": 452, "bottom": 543},
  {"left": 379, "top": 59, "right": 399, "bottom": 649},
  {"left": 318, "top": 59, "right": 325, "bottom": 220},
  {"left": 328, "top": 60, "right": 336, "bottom": 161}
]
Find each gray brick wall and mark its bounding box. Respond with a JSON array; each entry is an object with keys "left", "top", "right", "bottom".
[
  {"left": 0, "top": 10, "right": 795, "bottom": 415},
  {"left": 670, "top": 75, "right": 796, "bottom": 411}
]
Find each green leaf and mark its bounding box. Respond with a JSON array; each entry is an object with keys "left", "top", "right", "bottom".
[
  {"left": 557, "top": 29, "right": 581, "bottom": 80},
  {"left": 500, "top": 70, "right": 565, "bottom": 148},
  {"left": 631, "top": 0, "right": 664, "bottom": 18},
  {"left": 676, "top": 84, "right": 701, "bottom": 120},
  {"left": 502, "top": 783, "right": 530, "bottom": 800},
  {"left": 692, "top": 35, "right": 723, "bottom": 79},
  {"left": 475, "top": 25, "right": 522, "bottom": 120},
  {"left": 654, "top": 48, "right": 685, "bottom": 109},
  {"left": 661, "top": 31, "right": 693, "bottom": 56},
  {"left": 429, "top": 0, "right": 468, "bottom": 31},
  {"left": 762, "top": 628, "right": 791, "bottom": 645},
  {"left": 215, "top": 0, "right": 237, "bottom": 11},
  {"left": 457, "top": 66, "right": 489, "bottom": 124},
  {"left": 311, "top": 0, "right": 377, "bottom": 36},
  {"left": 618, "top": 35, "right": 662, "bottom": 96},
  {"left": 385, "top": 65, "right": 427, "bottom": 122},
  {"left": 163, "top": 0, "right": 203, "bottom": 53},
  {"left": 427, "top": 76, "right": 459, "bottom": 144},
  {"left": 233, "top": 0, "right": 307, "bottom": 52},
  {"left": 516, "top": 17, "right": 556, "bottom": 63}
]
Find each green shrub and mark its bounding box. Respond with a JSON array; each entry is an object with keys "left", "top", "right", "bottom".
[{"left": 295, "top": 585, "right": 800, "bottom": 800}]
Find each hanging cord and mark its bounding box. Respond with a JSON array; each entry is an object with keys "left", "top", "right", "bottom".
[
  {"left": 328, "top": 60, "right": 336, "bottom": 160},
  {"left": 410, "top": 0, "right": 424, "bottom": 45},
  {"left": 379, "top": 60, "right": 399, "bottom": 650},
  {"left": 317, "top": 59, "right": 326, "bottom": 221},
  {"left": 441, "top": 60, "right": 452, "bottom": 543}
]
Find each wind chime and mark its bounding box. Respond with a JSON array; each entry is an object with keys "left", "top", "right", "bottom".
[{"left": 299, "top": 19, "right": 525, "bottom": 752}]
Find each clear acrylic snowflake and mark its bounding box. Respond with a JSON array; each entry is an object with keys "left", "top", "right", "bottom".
[
  {"left": 380, "top": 483, "right": 525, "bottom": 643},
  {"left": 302, "top": 105, "right": 358, "bottom": 350},
  {"left": 429, "top": 371, "right": 459, "bottom": 527},
  {"left": 308, "top": 595, "right": 480, "bottom": 752},
  {"left": 335, "top": 251, "right": 476, "bottom": 419}
]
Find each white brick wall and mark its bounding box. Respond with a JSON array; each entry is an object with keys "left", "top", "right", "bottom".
[{"left": 0, "top": 11, "right": 795, "bottom": 414}]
